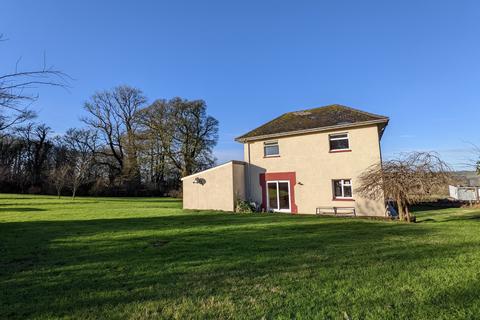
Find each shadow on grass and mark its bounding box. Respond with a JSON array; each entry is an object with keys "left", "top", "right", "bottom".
[
  {"left": 416, "top": 208, "right": 480, "bottom": 223},
  {"left": 0, "top": 200, "right": 181, "bottom": 209},
  {"left": 0, "top": 201, "right": 100, "bottom": 207},
  {"left": 0, "top": 212, "right": 477, "bottom": 319},
  {"left": 0, "top": 207, "right": 46, "bottom": 213},
  {"left": 0, "top": 196, "right": 181, "bottom": 206},
  {"left": 441, "top": 214, "right": 480, "bottom": 222}
]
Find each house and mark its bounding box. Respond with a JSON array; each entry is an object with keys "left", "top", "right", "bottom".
[{"left": 182, "top": 104, "right": 389, "bottom": 216}]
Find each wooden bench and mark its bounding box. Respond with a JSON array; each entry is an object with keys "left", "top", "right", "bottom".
[{"left": 316, "top": 206, "right": 356, "bottom": 217}]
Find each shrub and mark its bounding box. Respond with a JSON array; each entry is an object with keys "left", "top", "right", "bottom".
[{"left": 235, "top": 200, "right": 254, "bottom": 213}]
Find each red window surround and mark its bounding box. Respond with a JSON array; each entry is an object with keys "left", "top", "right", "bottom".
[{"left": 259, "top": 172, "right": 298, "bottom": 214}]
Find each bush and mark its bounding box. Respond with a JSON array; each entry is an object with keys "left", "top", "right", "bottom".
[{"left": 235, "top": 200, "right": 255, "bottom": 213}]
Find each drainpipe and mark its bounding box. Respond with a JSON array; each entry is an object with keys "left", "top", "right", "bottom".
[
  {"left": 378, "top": 124, "right": 387, "bottom": 216},
  {"left": 246, "top": 141, "right": 251, "bottom": 201}
]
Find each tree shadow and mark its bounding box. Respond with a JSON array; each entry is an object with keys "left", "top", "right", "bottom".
[
  {"left": 441, "top": 213, "right": 480, "bottom": 222},
  {"left": 0, "top": 201, "right": 100, "bottom": 207},
  {"left": 0, "top": 207, "right": 46, "bottom": 213},
  {"left": 415, "top": 208, "right": 480, "bottom": 223}
]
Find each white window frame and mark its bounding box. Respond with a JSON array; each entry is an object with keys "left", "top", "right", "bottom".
[
  {"left": 333, "top": 179, "right": 353, "bottom": 199},
  {"left": 329, "top": 133, "right": 350, "bottom": 151},
  {"left": 266, "top": 180, "right": 291, "bottom": 213},
  {"left": 264, "top": 141, "right": 280, "bottom": 157}
]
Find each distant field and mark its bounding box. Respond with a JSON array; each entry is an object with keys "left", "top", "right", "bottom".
[{"left": 1, "top": 194, "right": 479, "bottom": 319}]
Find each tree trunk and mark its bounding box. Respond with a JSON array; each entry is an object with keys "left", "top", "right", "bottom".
[
  {"left": 405, "top": 205, "right": 411, "bottom": 223},
  {"left": 57, "top": 185, "right": 62, "bottom": 199},
  {"left": 72, "top": 187, "right": 76, "bottom": 200},
  {"left": 397, "top": 198, "right": 405, "bottom": 221}
]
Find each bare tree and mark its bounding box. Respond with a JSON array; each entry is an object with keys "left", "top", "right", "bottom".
[
  {"left": 462, "top": 143, "right": 480, "bottom": 175},
  {"left": 0, "top": 34, "right": 69, "bottom": 133},
  {"left": 17, "top": 123, "right": 53, "bottom": 189},
  {"left": 139, "top": 98, "right": 218, "bottom": 177},
  {"left": 473, "top": 145, "right": 480, "bottom": 175},
  {"left": 70, "top": 157, "right": 90, "bottom": 199},
  {"left": 356, "top": 152, "right": 452, "bottom": 222},
  {"left": 0, "top": 134, "right": 23, "bottom": 189},
  {"left": 82, "top": 86, "right": 146, "bottom": 184},
  {"left": 63, "top": 128, "right": 98, "bottom": 199},
  {"left": 49, "top": 164, "right": 70, "bottom": 198}
]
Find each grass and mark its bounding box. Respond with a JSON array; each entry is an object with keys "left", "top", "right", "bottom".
[{"left": 1, "top": 194, "right": 480, "bottom": 319}]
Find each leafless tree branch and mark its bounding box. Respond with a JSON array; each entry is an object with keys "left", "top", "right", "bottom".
[
  {"left": 356, "top": 151, "right": 453, "bottom": 222},
  {"left": 0, "top": 35, "right": 72, "bottom": 132}
]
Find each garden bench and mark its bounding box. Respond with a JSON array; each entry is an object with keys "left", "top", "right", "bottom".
[{"left": 316, "top": 206, "right": 356, "bottom": 217}]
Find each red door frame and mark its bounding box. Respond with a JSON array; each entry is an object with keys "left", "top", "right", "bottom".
[{"left": 259, "top": 172, "right": 298, "bottom": 213}]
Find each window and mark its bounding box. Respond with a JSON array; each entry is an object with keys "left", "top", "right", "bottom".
[
  {"left": 264, "top": 141, "right": 279, "bottom": 157},
  {"left": 333, "top": 179, "right": 353, "bottom": 199},
  {"left": 329, "top": 133, "right": 349, "bottom": 151}
]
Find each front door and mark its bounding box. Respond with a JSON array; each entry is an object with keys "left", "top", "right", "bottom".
[{"left": 267, "top": 181, "right": 291, "bottom": 212}]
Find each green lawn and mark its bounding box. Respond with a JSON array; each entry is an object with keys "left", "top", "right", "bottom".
[{"left": 1, "top": 195, "right": 479, "bottom": 319}]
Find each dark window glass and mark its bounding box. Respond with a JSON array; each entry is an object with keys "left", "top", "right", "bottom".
[
  {"left": 278, "top": 182, "right": 290, "bottom": 210},
  {"left": 267, "top": 182, "right": 278, "bottom": 209},
  {"left": 334, "top": 180, "right": 343, "bottom": 197},
  {"left": 344, "top": 185, "right": 352, "bottom": 197}
]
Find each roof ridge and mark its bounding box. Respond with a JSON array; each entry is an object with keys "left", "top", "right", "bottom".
[
  {"left": 330, "top": 104, "right": 388, "bottom": 119},
  {"left": 300, "top": 104, "right": 388, "bottom": 119}
]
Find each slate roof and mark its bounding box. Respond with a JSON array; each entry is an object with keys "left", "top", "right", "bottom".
[{"left": 235, "top": 104, "right": 389, "bottom": 142}]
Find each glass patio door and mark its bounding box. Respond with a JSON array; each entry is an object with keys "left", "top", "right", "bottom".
[{"left": 267, "top": 181, "right": 291, "bottom": 212}]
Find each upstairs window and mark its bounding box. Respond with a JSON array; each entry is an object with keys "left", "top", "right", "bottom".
[
  {"left": 264, "top": 141, "right": 279, "bottom": 157},
  {"left": 333, "top": 179, "right": 353, "bottom": 199},
  {"left": 329, "top": 133, "right": 349, "bottom": 151}
]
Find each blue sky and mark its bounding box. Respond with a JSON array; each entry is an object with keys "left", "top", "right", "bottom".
[{"left": 1, "top": 0, "right": 479, "bottom": 169}]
